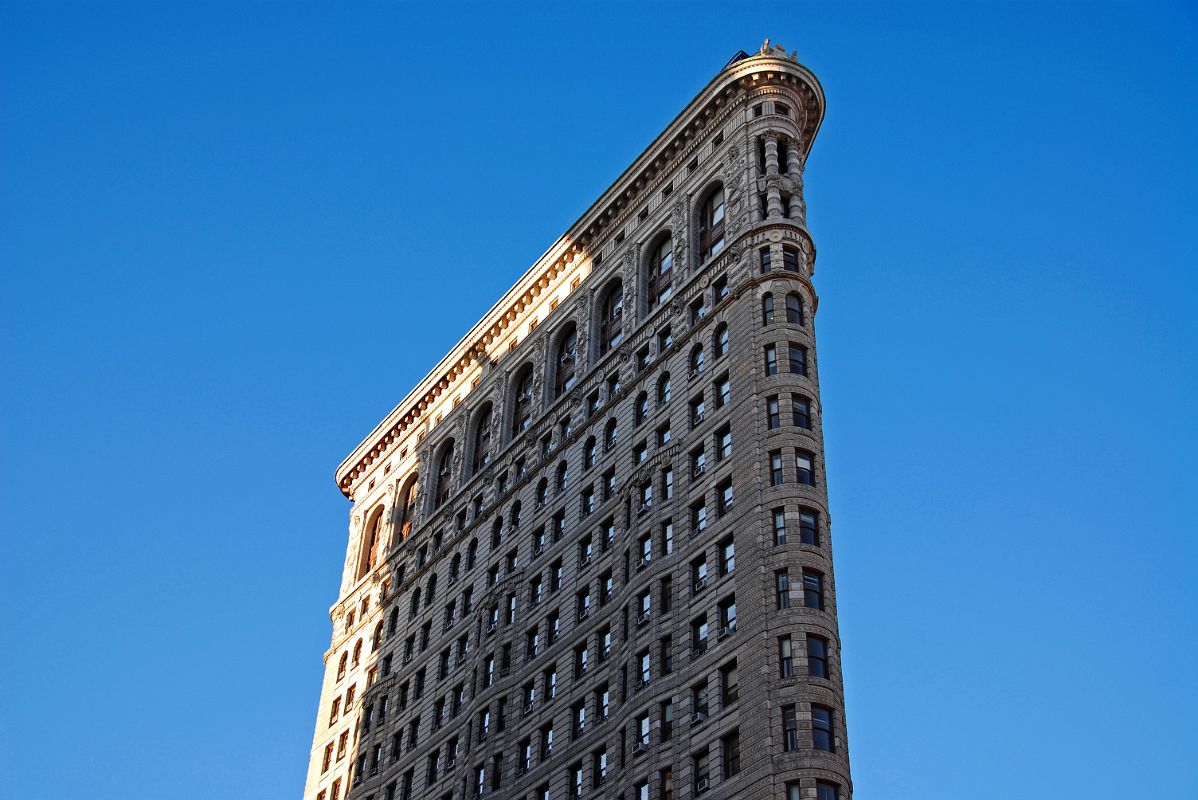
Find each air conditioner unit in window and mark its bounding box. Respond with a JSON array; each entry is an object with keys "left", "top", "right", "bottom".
[
  {"left": 533, "top": 544, "right": 544, "bottom": 557},
  {"left": 719, "top": 624, "right": 736, "bottom": 639},
  {"left": 486, "top": 621, "right": 498, "bottom": 633},
  {"left": 692, "top": 464, "right": 706, "bottom": 477},
  {"left": 696, "top": 777, "right": 710, "bottom": 793},
  {"left": 523, "top": 702, "right": 535, "bottom": 714},
  {"left": 692, "top": 710, "right": 708, "bottom": 724},
  {"left": 632, "top": 740, "right": 648, "bottom": 753}
]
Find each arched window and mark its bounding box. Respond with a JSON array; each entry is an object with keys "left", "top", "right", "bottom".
[
  {"left": 491, "top": 518, "right": 503, "bottom": 549},
  {"left": 434, "top": 441, "right": 455, "bottom": 509},
  {"left": 554, "top": 325, "right": 578, "bottom": 398},
  {"left": 584, "top": 436, "right": 597, "bottom": 469},
  {"left": 395, "top": 474, "right": 418, "bottom": 544},
  {"left": 657, "top": 373, "right": 672, "bottom": 405},
  {"left": 604, "top": 418, "right": 619, "bottom": 451},
  {"left": 598, "top": 281, "right": 624, "bottom": 355},
  {"left": 762, "top": 293, "right": 775, "bottom": 326},
  {"left": 699, "top": 185, "right": 726, "bottom": 259},
  {"left": 511, "top": 366, "right": 534, "bottom": 438},
  {"left": 690, "top": 345, "right": 705, "bottom": 376},
  {"left": 357, "top": 506, "right": 385, "bottom": 580},
  {"left": 352, "top": 639, "right": 363, "bottom": 667},
  {"left": 786, "top": 293, "right": 804, "bottom": 325},
  {"left": 467, "top": 539, "right": 479, "bottom": 570},
  {"left": 337, "top": 651, "right": 349, "bottom": 680},
  {"left": 471, "top": 404, "right": 493, "bottom": 474},
  {"left": 646, "top": 235, "right": 673, "bottom": 310},
  {"left": 714, "top": 324, "right": 730, "bottom": 358},
  {"left": 388, "top": 606, "right": 400, "bottom": 634},
  {"left": 555, "top": 460, "right": 569, "bottom": 492},
  {"left": 426, "top": 573, "right": 438, "bottom": 606},
  {"left": 510, "top": 501, "right": 522, "bottom": 528},
  {"left": 372, "top": 621, "right": 384, "bottom": 652},
  {"left": 634, "top": 391, "right": 649, "bottom": 426},
  {"left": 409, "top": 589, "right": 421, "bottom": 618}
]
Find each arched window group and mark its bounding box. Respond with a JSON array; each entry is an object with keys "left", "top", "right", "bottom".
[
  {"left": 396, "top": 473, "right": 418, "bottom": 543},
  {"left": 357, "top": 506, "right": 385, "bottom": 580}
]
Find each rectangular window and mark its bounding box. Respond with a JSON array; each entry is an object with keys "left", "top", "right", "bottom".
[
  {"left": 770, "top": 450, "right": 784, "bottom": 486},
  {"left": 782, "top": 704, "right": 799, "bottom": 751},
  {"left": 759, "top": 246, "right": 772, "bottom": 273},
  {"left": 807, "top": 634, "right": 830, "bottom": 678},
  {"left": 772, "top": 507, "right": 787, "bottom": 545},
  {"left": 792, "top": 396, "right": 810, "bottom": 428},
  {"left": 775, "top": 570, "right": 791, "bottom": 609},
  {"left": 715, "top": 374, "right": 730, "bottom": 408},
  {"left": 721, "top": 728, "right": 741, "bottom": 778},
  {"left": 795, "top": 450, "right": 814, "bottom": 485},
  {"left": 716, "top": 425, "right": 732, "bottom": 461},
  {"left": 767, "top": 395, "right": 780, "bottom": 429},
  {"left": 803, "top": 568, "right": 825, "bottom": 609},
  {"left": 800, "top": 508, "right": 819, "bottom": 545},
  {"left": 764, "top": 344, "right": 778, "bottom": 376},
  {"left": 788, "top": 343, "right": 807, "bottom": 375},
  {"left": 779, "top": 635, "right": 794, "bottom": 677},
  {"left": 812, "top": 705, "right": 835, "bottom": 751}
]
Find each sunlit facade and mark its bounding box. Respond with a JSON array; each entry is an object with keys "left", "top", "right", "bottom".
[{"left": 304, "top": 41, "right": 851, "bottom": 800}]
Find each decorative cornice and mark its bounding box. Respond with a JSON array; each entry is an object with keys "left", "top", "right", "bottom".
[{"left": 336, "top": 49, "right": 825, "bottom": 499}]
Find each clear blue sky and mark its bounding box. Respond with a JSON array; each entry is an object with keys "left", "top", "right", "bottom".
[{"left": 2, "top": 2, "right": 1196, "bottom": 798}]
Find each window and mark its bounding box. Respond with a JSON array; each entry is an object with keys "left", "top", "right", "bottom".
[
  {"left": 657, "top": 423, "right": 671, "bottom": 447},
  {"left": 691, "top": 447, "right": 706, "bottom": 478},
  {"left": 540, "top": 724, "right": 555, "bottom": 759},
  {"left": 634, "top": 392, "right": 649, "bottom": 425},
  {"left": 693, "top": 749, "right": 711, "bottom": 794},
  {"left": 718, "top": 595, "right": 737, "bottom": 636},
  {"left": 716, "top": 425, "right": 732, "bottom": 461},
  {"left": 691, "top": 615, "right": 709, "bottom": 656},
  {"left": 690, "top": 395, "right": 706, "bottom": 427},
  {"left": 713, "top": 324, "right": 729, "bottom": 358},
  {"left": 766, "top": 395, "right": 780, "bottom": 429},
  {"left": 555, "top": 326, "right": 578, "bottom": 398},
  {"left": 434, "top": 441, "right": 455, "bottom": 509},
  {"left": 690, "top": 345, "right": 705, "bottom": 376},
  {"left": 714, "top": 374, "right": 730, "bottom": 408},
  {"left": 786, "top": 292, "right": 804, "bottom": 325},
  {"left": 796, "top": 450, "right": 814, "bottom": 485},
  {"left": 799, "top": 508, "right": 819, "bottom": 545},
  {"left": 812, "top": 705, "right": 835, "bottom": 751},
  {"left": 690, "top": 297, "right": 707, "bottom": 325},
  {"left": 808, "top": 634, "right": 830, "bottom": 678},
  {"left": 783, "top": 246, "right": 800, "bottom": 272},
  {"left": 647, "top": 236, "right": 673, "bottom": 309},
  {"left": 793, "top": 396, "right": 811, "bottom": 429},
  {"left": 772, "top": 507, "right": 787, "bottom": 545},
  {"left": 719, "top": 536, "right": 735, "bottom": 574},
  {"left": 717, "top": 478, "right": 733, "bottom": 515},
  {"left": 691, "top": 501, "right": 707, "bottom": 535},
  {"left": 759, "top": 247, "right": 772, "bottom": 274},
  {"left": 816, "top": 781, "right": 841, "bottom": 800},
  {"left": 803, "top": 568, "right": 825, "bottom": 609},
  {"left": 592, "top": 748, "right": 608, "bottom": 787},
  {"left": 779, "top": 635, "right": 794, "bottom": 677},
  {"left": 782, "top": 705, "right": 799, "bottom": 751},
  {"left": 471, "top": 405, "right": 493, "bottom": 474},
  {"left": 662, "top": 467, "right": 674, "bottom": 500},
  {"left": 657, "top": 373, "right": 672, "bottom": 405},
  {"left": 789, "top": 342, "right": 807, "bottom": 375},
  {"left": 599, "top": 282, "right": 624, "bottom": 354},
  {"left": 699, "top": 186, "right": 726, "bottom": 258},
  {"left": 775, "top": 570, "right": 791, "bottom": 609},
  {"left": 604, "top": 418, "right": 618, "bottom": 451},
  {"left": 661, "top": 697, "right": 674, "bottom": 738},
  {"left": 512, "top": 367, "right": 534, "bottom": 437},
  {"left": 764, "top": 344, "right": 778, "bottom": 376},
  {"left": 770, "top": 450, "right": 784, "bottom": 486},
  {"left": 721, "top": 728, "right": 741, "bottom": 778}
]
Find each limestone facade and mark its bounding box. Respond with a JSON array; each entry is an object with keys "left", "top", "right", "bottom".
[{"left": 303, "top": 42, "right": 851, "bottom": 800}]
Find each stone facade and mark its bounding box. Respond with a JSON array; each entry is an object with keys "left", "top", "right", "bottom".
[{"left": 303, "top": 42, "right": 851, "bottom": 800}]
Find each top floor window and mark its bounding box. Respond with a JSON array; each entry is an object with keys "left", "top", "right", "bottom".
[
  {"left": 511, "top": 367, "right": 534, "bottom": 438},
  {"left": 554, "top": 326, "right": 578, "bottom": 399},
  {"left": 471, "top": 404, "right": 493, "bottom": 475},
  {"left": 699, "top": 186, "right": 726, "bottom": 259},
  {"left": 647, "top": 235, "right": 673, "bottom": 310},
  {"left": 598, "top": 281, "right": 624, "bottom": 355},
  {"left": 434, "top": 441, "right": 455, "bottom": 509}
]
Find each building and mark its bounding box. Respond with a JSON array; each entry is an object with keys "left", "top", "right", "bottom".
[{"left": 303, "top": 41, "right": 850, "bottom": 800}]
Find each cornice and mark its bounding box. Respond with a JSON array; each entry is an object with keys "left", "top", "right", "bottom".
[{"left": 336, "top": 44, "right": 825, "bottom": 499}]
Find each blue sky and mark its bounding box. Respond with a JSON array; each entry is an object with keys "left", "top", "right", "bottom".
[{"left": 2, "top": 2, "right": 1196, "bottom": 798}]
